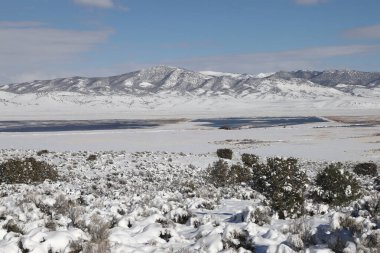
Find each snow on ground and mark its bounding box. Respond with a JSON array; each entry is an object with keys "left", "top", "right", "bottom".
[
  {"left": 0, "top": 117, "right": 378, "bottom": 252},
  {"left": 0, "top": 90, "right": 379, "bottom": 252},
  {"left": 255, "top": 73, "right": 275, "bottom": 78},
  {"left": 0, "top": 91, "right": 379, "bottom": 120},
  {"left": 0, "top": 120, "right": 378, "bottom": 162},
  {"left": 0, "top": 149, "right": 379, "bottom": 253}
]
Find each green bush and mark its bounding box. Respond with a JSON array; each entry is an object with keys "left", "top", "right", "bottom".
[
  {"left": 251, "top": 157, "right": 307, "bottom": 219},
  {"left": 36, "top": 149, "right": 49, "bottom": 156},
  {"left": 229, "top": 164, "right": 252, "bottom": 185},
  {"left": 315, "top": 163, "right": 361, "bottom": 206},
  {"left": 207, "top": 160, "right": 252, "bottom": 187},
  {"left": 207, "top": 159, "right": 230, "bottom": 187},
  {"left": 0, "top": 157, "right": 58, "bottom": 184},
  {"left": 216, "top": 148, "right": 233, "bottom": 160},
  {"left": 87, "top": 154, "right": 97, "bottom": 161},
  {"left": 375, "top": 177, "right": 380, "bottom": 191},
  {"left": 241, "top": 153, "right": 259, "bottom": 167},
  {"left": 354, "top": 162, "right": 378, "bottom": 177},
  {"left": 208, "top": 154, "right": 307, "bottom": 218}
]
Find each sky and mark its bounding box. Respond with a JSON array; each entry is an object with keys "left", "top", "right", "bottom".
[{"left": 1, "top": 0, "right": 380, "bottom": 83}]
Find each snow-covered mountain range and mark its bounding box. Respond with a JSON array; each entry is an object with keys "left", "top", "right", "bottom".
[
  {"left": 1, "top": 66, "right": 379, "bottom": 97},
  {"left": 0, "top": 66, "right": 379, "bottom": 119}
]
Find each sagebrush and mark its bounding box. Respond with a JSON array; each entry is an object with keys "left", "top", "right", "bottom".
[{"left": 0, "top": 157, "right": 58, "bottom": 184}]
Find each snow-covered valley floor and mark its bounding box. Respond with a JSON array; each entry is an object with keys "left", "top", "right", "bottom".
[
  {"left": 0, "top": 118, "right": 379, "bottom": 161},
  {"left": 0, "top": 114, "right": 379, "bottom": 253}
]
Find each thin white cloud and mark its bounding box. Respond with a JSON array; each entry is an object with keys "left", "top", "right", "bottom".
[
  {"left": 344, "top": 24, "right": 380, "bottom": 39},
  {"left": 0, "top": 29, "right": 111, "bottom": 59},
  {"left": 166, "top": 45, "right": 380, "bottom": 74},
  {"left": 73, "top": 0, "right": 114, "bottom": 8},
  {"left": 294, "top": 0, "right": 328, "bottom": 5},
  {"left": 0, "top": 21, "right": 45, "bottom": 28},
  {"left": 0, "top": 22, "right": 112, "bottom": 83}
]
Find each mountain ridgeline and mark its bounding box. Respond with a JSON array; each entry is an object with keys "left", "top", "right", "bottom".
[{"left": 1, "top": 66, "right": 379, "bottom": 98}]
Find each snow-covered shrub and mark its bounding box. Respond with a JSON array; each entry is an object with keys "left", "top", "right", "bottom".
[
  {"left": 354, "top": 162, "right": 378, "bottom": 177},
  {"left": 45, "top": 220, "right": 57, "bottom": 231},
  {"left": 53, "top": 194, "right": 75, "bottom": 215},
  {"left": 156, "top": 218, "right": 175, "bottom": 228},
  {"left": 251, "top": 157, "right": 307, "bottom": 219},
  {"left": 207, "top": 159, "right": 230, "bottom": 187},
  {"left": 252, "top": 206, "right": 272, "bottom": 226},
  {"left": 352, "top": 193, "right": 380, "bottom": 222},
  {"left": 197, "top": 200, "right": 215, "bottom": 210},
  {"left": 328, "top": 213, "right": 368, "bottom": 253},
  {"left": 87, "top": 154, "right": 97, "bottom": 161},
  {"left": 84, "top": 215, "right": 111, "bottom": 253},
  {"left": 207, "top": 160, "right": 252, "bottom": 187},
  {"left": 286, "top": 234, "right": 305, "bottom": 252},
  {"left": 69, "top": 240, "right": 83, "bottom": 253},
  {"left": 314, "top": 163, "right": 361, "bottom": 206},
  {"left": 168, "top": 208, "right": 191, "bottom": 224},
  {"left": 362, "top": 230, "right": 380, "bottom": 251},
  {"left": 36, "top": 202, "right": 52, "bottom": 216},
  {"left": 159, "top": 229, "right": 172, "bottom": 242},
  {"left": 222, "top": 226, "right": 255, "bottom": 251},
  {"left": 0, "top": 157, "right": 58, "bottom": 184},
  {"left": 375, "top": 176, "right": 380, "bottom": 191},
  {"left": 2, "top": 219, "right": 23, "bottom": 234},
  {"left": 69, "top": 206, "right": 86, "bottom": 229},
  {"left": 83, "top": 241, "right": 110, "bottom": 253},
  {"left": 284, "top": 216, "right": 314, "bottom": 251},
  {"left": 188, "top": 216, "right": 202, "bottom": 228},
  {"left": 339, "top": 215, "right": 364, "bottom": 236},
  {"left": 36, "top": 149, "right": 49, "bottom": 156},
  {"left": 228, "top": 164, "right": 252, "bottom": 185},
  {"left": 216, "top": 148, "right": 233, "bottom": 160},
  {"left": 241, "top": 153, "right": 259, "bottom": 167},
  {"left": 231, "top": 206, "right": 272, "bottom": 225}
]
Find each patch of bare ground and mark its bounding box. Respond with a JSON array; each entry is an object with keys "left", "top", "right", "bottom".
[
  {"left": 324, "top": 115, "right": 380, "bottom": 125},
  {"left": 212, "top": 139, "right": 284, "bottom": 148},
  {"left": 367, "top": 148, "right": 380, "bottom": 154}
]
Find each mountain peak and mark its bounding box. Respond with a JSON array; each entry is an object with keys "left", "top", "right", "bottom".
[
  {"left": 139, "top": 65, "right": 189, "bottom": 73},
  {"left": 199, "top": 70, "right": 245, "bottom": 78}
]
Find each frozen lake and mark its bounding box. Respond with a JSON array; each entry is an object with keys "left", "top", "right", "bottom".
[
  {"left": 0, "top": 117, "right": 327, "bottom": 132},
  {"left": 192, "top": 116, "right": 326, "bottom": 129},
  {"left": 0, "top": 119, "right": 182, "bottom": 132},
  {"left": 0, "top": 117, "right": 379, "bottom": 161}
]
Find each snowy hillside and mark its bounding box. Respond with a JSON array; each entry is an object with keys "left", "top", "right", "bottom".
[
  {"left": 0, "top": 66, "right": 379, "bottom": 119},
  {"left": 1, "top": 66, "right": 379, "bottom": 97}
]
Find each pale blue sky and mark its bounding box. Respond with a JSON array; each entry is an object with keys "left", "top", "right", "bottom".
[{"left": 1, "top": 0, "right": 380, "bottom": 83}]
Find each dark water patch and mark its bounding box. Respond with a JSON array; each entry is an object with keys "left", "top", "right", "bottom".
[
  {"left": 192, "top": 117, "right": 327, "bottom": 129},
  {"left": 0, "top": 119, "right": 177, "bottom": 132}
]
